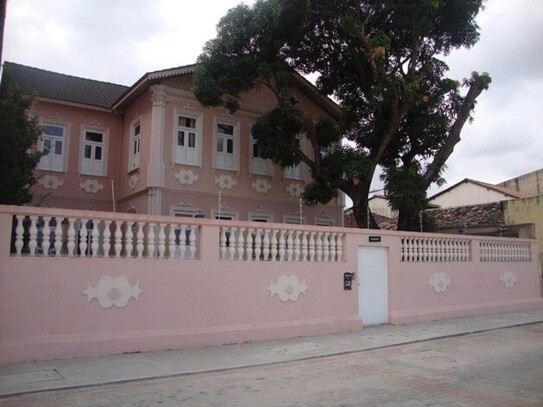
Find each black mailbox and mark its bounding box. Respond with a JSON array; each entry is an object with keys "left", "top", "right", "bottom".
[{"left": 343, "top": 272, "right": 355, "bottom": 290}]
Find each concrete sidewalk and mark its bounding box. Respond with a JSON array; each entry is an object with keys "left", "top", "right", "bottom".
[{"left": 1, "top": 308, "right": 542, "bottom": 398}]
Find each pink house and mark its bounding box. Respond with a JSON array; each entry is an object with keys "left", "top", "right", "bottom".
[{"left": 6, "top": 62, "right": 344, "bottom": 225}]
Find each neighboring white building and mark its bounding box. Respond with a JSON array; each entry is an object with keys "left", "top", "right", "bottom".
[
  {"left": 368, "top": 195, "right": 398, "bottom": 218},
  {"left": 428, "top": 179, "right": 526, "bottom": 208}
]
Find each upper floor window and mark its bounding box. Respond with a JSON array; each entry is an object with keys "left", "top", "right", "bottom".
[
  {"left": 174, "top": 114, "right": 201, "bottom": 166},
  {"left": 37, "top": 124, "right": 66, "bottom": 172},
  {"left": 250, "top": 135, "right": 272, "bottom": 175},
  {"left": 128, "top": 120, "right": 141, "bottom": 171},
  {"left": 214, "top": 121, "right": 239, "bottom": 171},
  {"left": 284, "top": 134, "right": 302, "bottom": 180},
  {"left": 81, "top": 129, "right": 107, "bottom": 176},
  {"left": 284, "top": 214, "right": 303, "bottom": 225},
  {"left": 315, "top": 216, "right": 334, "bottom": 226}
]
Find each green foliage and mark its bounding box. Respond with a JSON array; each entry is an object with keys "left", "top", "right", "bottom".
[
  {"left": 193, "top": 0, "right": 488, "bottom": 229},
  {"left": 0, "top": 73, "right": 43, "bottom": 205}
]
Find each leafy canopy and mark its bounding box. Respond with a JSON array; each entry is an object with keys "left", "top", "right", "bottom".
[
  {"left": 0, "top": 72, "right": 44, "bottom": 205},
  {"left": 193, "top": 0, "right": 490, "bottom": 229}
]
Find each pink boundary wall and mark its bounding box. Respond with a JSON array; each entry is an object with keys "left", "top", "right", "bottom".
[{"left": 1, "top": 205, "right": 542, "bottom": 364}]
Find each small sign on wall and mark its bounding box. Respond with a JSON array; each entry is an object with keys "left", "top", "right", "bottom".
[{"left": 369, "top": 236, "right": 381, "bottom": 243}]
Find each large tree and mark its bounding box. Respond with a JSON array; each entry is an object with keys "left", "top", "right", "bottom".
[
  {"left": 193, "top": 0, "right": 490, "bottom": 229},
  {"left": 0, "top": 72, "right": 43, "bottom": 205}
]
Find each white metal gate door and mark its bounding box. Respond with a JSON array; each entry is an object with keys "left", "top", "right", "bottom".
[{"left": 358, "top": 246, "right": 388, "bottom": 325}]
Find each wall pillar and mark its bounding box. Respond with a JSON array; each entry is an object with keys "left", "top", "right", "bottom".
[{"left": 147, "top": 85, "right": 167, "bottom": 215}]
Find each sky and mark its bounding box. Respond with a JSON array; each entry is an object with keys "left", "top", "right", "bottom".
[{"left": 3, "top": 0, "right": 542, "bottom": 197}]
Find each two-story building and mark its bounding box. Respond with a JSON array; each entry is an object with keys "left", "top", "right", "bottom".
[{"left": 6, "top": 62, "right": 344, "bottom": 225}]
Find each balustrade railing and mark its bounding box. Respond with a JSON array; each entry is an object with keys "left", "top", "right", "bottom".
[
  {"left": 11, "top": 215, "right": 198, "bottom": 260},
  {"left": 400, "top": 236, "right": 470, "bottom": 262},
  {"left": 219, "top": 226, "right": 344, "bottom": 261},
  {"left": 479, "top": 240, "right": 531, "bottom": 262}
]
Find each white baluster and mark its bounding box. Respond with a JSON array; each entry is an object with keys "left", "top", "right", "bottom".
[
  {"left": 254, "top": 229, "right": 262, "bottom": 261},
  {"left": 114, "top": 221, "right": 123, "bottom": 258},
  {"left": 157, "top": 223, "right": 166, "bottom": 259},
  {"left": 103, "top": 220, "right": 112, "bottom": 257},
  {"left": 147, "top": 223, "right": 156, "bottom": 258},
  {"left": 168, "top": 224, "right": 176, "bottom": 259},
  {"left": 323, "top": 232, "right": 330, "bottom": 262},
  {"left": 54, "top": 217, "right": 63, "bottom": 256},
  {"left": 236, "top": 228, "right": 245, "bottom": 261},
  {"left": 278, "top": 230, "right": 286, "bottom": 261},
  {"left": 135, "top": 222, "right": 144, "bottom": 258},
  {"left": 41, "top": 216, "right": 51, "bottom": 256},
  {"left": 230, "top": 228, "right": 238, "bottom": 260},
  {"left": 262, "top": 229, "right": 270, "bottom": 261},
  {"left": 67, "top": 218, "right": 76, "bottom": 257},
  {"left": 189, "top": 226, "right": 197, "bottom": 259},
  {"left": 308, "top": 232, "right": 316, "bottom": 262},
  {"left": 336, "top": 233, "right": 344, "bottom": 261},
  {"left": 315, "top": 232, "right": 323, "bottom": 262},
  {"left": 14, "top": 215, "right": 25, "bottom": 256},
  {"left": 91, "top": 220, "right": 100, "bottom": 257},
  {"left": 220, "top": 227, "right": 228, "bottom": 260},
  {"left": 27, "top": 215, "right": 38, "bottom": 256},
  {"left": 79, "top": 219, "right": 88, "bottom": 257},
  {"left": 125, "top": 222, "right": 134, "bottom": 258},
  {"left": 292, "top": 231, "right": 300, "bottom": 261},
  {"left": 300, "top": 231, "right": 308, "bottom": 262},
  {"left": 286, "top": 231, "right": 293, "bottom": 261},
  {"left": 270, "top": 229, "right": 278, "bottom": 261}
]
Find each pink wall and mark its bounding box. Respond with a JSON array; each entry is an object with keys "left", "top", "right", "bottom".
[{"left": 1, "top": 205, "right": 541, "bottom": 364}]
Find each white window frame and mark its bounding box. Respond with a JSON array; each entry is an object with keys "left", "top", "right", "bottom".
[
  {"left": 37, "top": 123, "right": 68, "bottom": 172},
  {"left": 128, "top": 119, "right": 141, "bottom": 172},
  {"left": 284, "top": 214, "right": 304, "bottom": 225},
  {"left": 250, "top": 133, "right": 272, "bottom": 175},
  {"left": 249, "top": 212, "right": 274, "bottom": 222},
  {"left": 80, "top": 127, "right": 108, "bottom": 176},
  {"left": 284, "top": 134, "right": 303, "bottom": 180},
  {"left": 315, "top": 216, "right": 334, "bottom": 226},
  {"left": 212, "top": 209, "right": 239, "bottom": 220},
  {"left": 213, "top": 119, "right": 240, "bottom": 171},
  {"left": 173, "top": 111, "right": 202, "bottom": 167}
]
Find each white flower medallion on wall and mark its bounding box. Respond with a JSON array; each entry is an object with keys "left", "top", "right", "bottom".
[
  {"left": 215, "top": 174, "right": 237, "bottom": 189},
  {"left": 252, "top": 178, "right": 272, "bottom": 193},
  {"left": 83, "top": 276, "right": 143, "bottom": 308},
  {"left": 500, "top": 271, "right": 517, "bottom": 289},
  {"left": 128, "top": 174, "right": 139, "bottom": 190},
  {"left": 268, "top": 275, "right": 308, "bottom": 302},
  {"left": 175, "top": 169, "right": 199, "bottom": 185},
  {"left": 79, "top": 179, "right": 104, "bottom": 194},
  {"left": 38, "top": 174, "right": 64, "bottom": 190},
  {"left": 428, "top": 272, "right": 451, "bottom": 293},
  {"left": 286, "top": 183, "right": 304, "bottom": 197}
]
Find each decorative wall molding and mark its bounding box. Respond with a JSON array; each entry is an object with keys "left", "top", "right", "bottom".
[
  {"left": 268, "top": 275, "right": 308, "bottom": 302},
  {"left": 38, "top": 174, "right": 64, "bottom": 190},
  {"left": 175, "top": 169, "right": 199, "bottom": 185},
  {"left": 252, "top": 178, "right": 272, "bottom": 193},
  {"left": 49, "top": 112, "right": 63, "bottom": 121},
  {"left": 286, "top": 183, "right": 304, "bottom": 197},
  {"left": 88, "top": 119, "right": 102, "bottom": 127},
  {"left": 428, "top": 272, "right": 451, "bottom": 293},
  {"left": 79, "top": 179, "right": 104, "bottom": 194},
  {"left": 215, "top": 174, "right": 237, "bottom": 189},
  {"left": 83, "top": 276, "right": 143, "bottom": 308},
  {"left": 128, "top": 174, "right": 139, "bottom": 190},
  {"left": 500, "top": 271, "right": 517, "bottom": 288}
]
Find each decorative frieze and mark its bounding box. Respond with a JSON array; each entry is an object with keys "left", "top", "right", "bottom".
[
  {"left": 428, "top": 272, "right": 451, "bottom": 293},
  {"left": 286, "top": 183, "right": 304, "bottom": 197},
  {"left": 268, "top": 275, "right": 308, "bottom": 302},
  {"left": 79, "top": 179, "right": 104, "bottom": 194},
  {"left": 128, "top": 174, "right": 139, "bottom": 190},
  {"left": 252, "top": 178, "right": 272, "bottom": 193},
  {"left": 175, "top": 169, "right": 199, "bottom": 185},
  {"left": 500, "top": 271, "right": 517, "bottom": 288},
  {"left": 215, "top": 174, "right": 237, "bottom": 189},
  {"left": 38, "top": 174, "right": 64, "bottom": 190},
  {"left": 83, "top": 276, "right": 143, "bottom": 308}
]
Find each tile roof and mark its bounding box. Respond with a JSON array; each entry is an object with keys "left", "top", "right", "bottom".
[
  {"left": 3, "top": 62, "right": 129, "bottom": 109},
  {"left": 426, "top": 202, "right": 503, "bottom": 229},
  {"left": 429, "top": 178, "right": 527, "bottom": 201}
]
